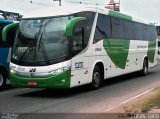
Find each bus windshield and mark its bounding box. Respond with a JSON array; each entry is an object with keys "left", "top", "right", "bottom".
[{"left": 12, "top": 17, "right": 70, "bottom": 66}]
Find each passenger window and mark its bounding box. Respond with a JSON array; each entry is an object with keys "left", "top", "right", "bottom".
[
  {"left": 149, "top": 25, "right": 157, "bottom": 41},
  {"left": 111, "top": 17, "right": 124, "bottom": 39},
  {"left": 94, "top": 14, "right": 111, "bottom": 43},
  {"left": 143, "top": 24, "right": 150, "bottom": 41},
  {"left": 123, "top": 20, "right": 134, "bottom": 40},
  {"left": 134, "top": 22, "right": 143, "bottom": 40}
]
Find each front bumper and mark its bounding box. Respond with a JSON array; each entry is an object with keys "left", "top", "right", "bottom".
[{"left": 10, "top": 69, "right": 71, "bottom": 89}]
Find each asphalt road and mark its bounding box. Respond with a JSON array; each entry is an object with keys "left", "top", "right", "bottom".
[{"left": 0, "top": 66, "right": 160, "bottom": 113}]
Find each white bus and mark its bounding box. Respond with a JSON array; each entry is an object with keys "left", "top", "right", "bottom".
[{"left": 8, "top": 5, "right": 158, "bottom": 89}]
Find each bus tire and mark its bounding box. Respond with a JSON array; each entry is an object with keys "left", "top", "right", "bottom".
[
  {"left": 91, "top": 65, "right": 102, "bottom": 89},
  {"left": 141, "top": 59, "right": 148, "bottom": 75},
  {"left": 0, "top": 71, "right": 6, "bottom": 90}
]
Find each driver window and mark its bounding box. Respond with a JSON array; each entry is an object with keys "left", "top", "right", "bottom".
[
  {"left": 71, "top": 12, "right": 95, "bottom": 56},
  {"left": 73, "top": 27, "right": 83, "bottom": 52}
]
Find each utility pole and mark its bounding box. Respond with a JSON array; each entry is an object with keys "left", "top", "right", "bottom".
[{"left": 53, "top": 0, "right": 61, "bottom": 6}]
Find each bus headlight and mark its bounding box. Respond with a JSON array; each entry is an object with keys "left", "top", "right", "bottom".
[
  {"left": 50, "top": 66, "right": 71, "bottom": 75},
  {"left": 10, "top": 69, "right": 16, "bottom": 74}
]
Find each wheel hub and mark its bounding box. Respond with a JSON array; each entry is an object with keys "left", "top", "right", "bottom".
[{"left": 93, "top": 72, "right": 100, "bottom": 87}]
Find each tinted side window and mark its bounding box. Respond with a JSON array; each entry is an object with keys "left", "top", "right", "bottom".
[
  {"left": 134, "top": 22, "right": 143, "bottom": 40},
  {"left": 123, "top": 20, "right": 134, "bottom": 40},
  {"left": 143, "top": 24, "right": 150, "bottom": 41},
  {"left": 111, "top": 17, "right": 124, "bottom": 39},
  {"left": 149, "top": 25, "right": 157, "bottom": 41},
  {"left": 94, "top": 14, "right": 111, "bottom": 43}
]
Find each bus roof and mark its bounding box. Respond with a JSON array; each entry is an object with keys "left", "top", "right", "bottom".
[
  {"left": 23, "top": 5, "right": 102, "bottom": 18},
  {"left": 23, "top": 5, "right": 153, "bottom": 25},
  {"left": 0, "top": 20, "right": 13, "bottom": 24}
]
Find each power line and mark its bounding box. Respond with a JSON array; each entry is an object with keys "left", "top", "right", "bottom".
[
  {"left": 64, "top": 0, "right": 106, "bottom": 5},
  {"left": 29, "top": 0, "right": 115, "bottom": 6},
  {"left": 29, "top": 0, "right": 53, "bottom": 7},
  {"left": 29, "top": 0, "right": 120, "bottom": 12}
]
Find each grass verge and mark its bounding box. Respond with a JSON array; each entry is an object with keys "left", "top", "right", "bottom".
[{"left": 141, "top": 87, "right": 160, "bottom": 113}]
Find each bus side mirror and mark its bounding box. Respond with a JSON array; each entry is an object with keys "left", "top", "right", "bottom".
[
  {"left": 2, "top": 22, "right": 19, "bottom": 43},
  {"left": 65, "top": 17, "right": 86, "bottom": 39}
]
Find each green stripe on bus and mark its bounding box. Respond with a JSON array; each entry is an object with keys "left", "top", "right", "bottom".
[
  {"left": 10, "top": 69, "right": 71, "bottom": 89},
  {"left": 109, "top": 10, "right": 132, "bottom": 21},
  {"left": 147, "top": 41, "right": 156, "bottom": 63},
  {"left": 103, "top": 39, "right": 130, "bottom": 69}
]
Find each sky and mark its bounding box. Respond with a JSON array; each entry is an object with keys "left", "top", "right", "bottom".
[{"left": 0, "top": 0, "right": 160, "bottom": 24}]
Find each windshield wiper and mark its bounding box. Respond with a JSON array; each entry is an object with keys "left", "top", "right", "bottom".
[
  {"left": 18, "top": 34, "right": 37, "bottom": 62},
  {"left": 38, "top": 33, "right": 50, "bottom": 65},
  {"left": 18, "top": 47, "right": 30, "bottom": 62}
]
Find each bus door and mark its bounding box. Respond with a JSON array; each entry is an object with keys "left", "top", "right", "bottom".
[{"left": 66, "top": 17, "right": 90, "bottom": 87}]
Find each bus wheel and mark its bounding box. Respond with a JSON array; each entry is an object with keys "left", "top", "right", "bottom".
[
  {"left": 91, "top": 66, "right": 102, "bottom": 89},
  {"left": 141, "top": 59, "right": 148, "bottom": 75},
  {"left": 0, "top": 72, "right": 6, "bottom": 89}
]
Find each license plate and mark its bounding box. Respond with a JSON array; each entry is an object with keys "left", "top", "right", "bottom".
[{"left": 28, "top": 81, "right": 38, "bottom": 86}]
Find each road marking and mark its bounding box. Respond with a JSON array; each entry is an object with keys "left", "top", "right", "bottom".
[{"left": 105, "top": 87, "right": 155, "bottom": 112}]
